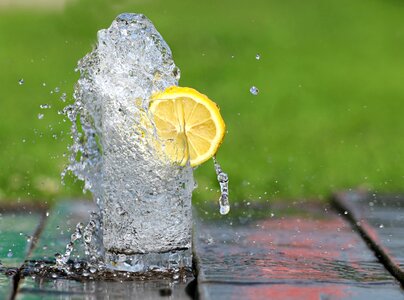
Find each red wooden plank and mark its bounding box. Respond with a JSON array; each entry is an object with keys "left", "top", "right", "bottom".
[
  {"left": 194, "top": 203, "right": 404, "bottom": 300},
  {"left": 200, "top": 282, "right": 404, "bottom": 300},
  {"left": 332, "top": 191, "right": 404, "bottom": 284}
]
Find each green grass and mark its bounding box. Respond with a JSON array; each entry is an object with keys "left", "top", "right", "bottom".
[{"left": 1, "top": 0, "right": 404, "bottom": 204}]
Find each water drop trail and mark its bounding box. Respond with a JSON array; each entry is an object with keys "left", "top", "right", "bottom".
[
  {"left": 55, "top": 222, "right": 83, "bottom": 270},
  {"left": 213, "top": 156, "right": 230, "bottom": 215},
  {"left": 83, "top": 212, "right": 104, "bottom": 269},
  {"left": 55, "top": 213, "right": 104, "bottom": 272}
]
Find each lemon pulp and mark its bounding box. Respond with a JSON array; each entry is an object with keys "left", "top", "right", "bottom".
[{"left": 149, "top": 86, "right": 226, "bottom": 167}]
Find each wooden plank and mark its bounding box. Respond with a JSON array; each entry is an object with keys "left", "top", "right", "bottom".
[
  {"left": 0, "top": 273, "right": 14, "bottom": 300},
  {"left": 28, "top": 200, "right": 97, "bottom": 262},
  {"left": 18, "top": 200, "right": 195, "bottom": 299},
  {"left": 194, "top": 203, "right": 404, "bottom": 300},
  {"left": 0, "top": 208, "right": 43, "bottom": 299},
  {"left": 16, "top": 277, "right": 193, "bottom": 299},
  {"left": 0, "top": 212, "right": 42, "bottom": 268},
  {"left": 199, "top": 283, "right": 404, "bottom": 300},
  {"left": 332, "top": 191, "right": 404, "bottom": 284}
]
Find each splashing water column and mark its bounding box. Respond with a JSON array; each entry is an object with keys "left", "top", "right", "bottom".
[{"left": 69, "top": 13, "right": 195, "bottom": 272}]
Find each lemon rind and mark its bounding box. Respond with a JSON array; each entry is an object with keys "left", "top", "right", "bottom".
[{"left": 149, "top": 86, "right": 226, "bottom": 167}]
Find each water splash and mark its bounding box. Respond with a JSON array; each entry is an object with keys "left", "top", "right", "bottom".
[
  {"left": 82, "top": 212, "right": 104, "bottom": 268},
  {"left": 55, "top": 222, "right": 84, "bottom": 269},
  {"left": 57, "top": 13, "right": 231, "bottom": 274},
  {"left": 213, "top": 156, "right": 230, "bottom": 215},
  {"left": 55, "top": 213, "right": 104, "bottom": 272},
  {"left": 60, "top": 92, "right": 67, "bottom": 102},
  {"left": 40, "top": 104, "right": 51, "bottom": 109},
  {"left": 61, "top": 13, "right": 194, "bottom": 272}
]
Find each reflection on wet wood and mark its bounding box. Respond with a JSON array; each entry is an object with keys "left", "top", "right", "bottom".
[
  {"left": 194, "top": 203, "right": 404, "bottom": 300},
  {"left": 29, "top": 201, "right": 96, "bottom": 262},
  {"left": 0, "top": 212, "right": 42, "bottom": 268},
  {"left": 2, "top": 198, "right": 404, "bottom": 299},
  {"left": 333, "top": 191, "right": 404, "bottom": 284},
  {"left": 18, "top": 274, "right": 193, "bottom": 300},
  {"left": 199, "top": 282, "right": 404, "bottom": 300},
  {"left": 0, "top": 274, "right": 13, "bottom": 299},
  {"left": 1, "top": 200, "right": 194, "bottom": 299}
]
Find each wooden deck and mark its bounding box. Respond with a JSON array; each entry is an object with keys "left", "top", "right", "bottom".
[{"left": 0, "top": 191, "right": 404, "bottom": 299}]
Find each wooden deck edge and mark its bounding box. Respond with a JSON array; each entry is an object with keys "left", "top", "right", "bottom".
[{"left": 331, "top": 190, "right": 404, "bottom": 286}]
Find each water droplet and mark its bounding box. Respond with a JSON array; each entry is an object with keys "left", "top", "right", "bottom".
[
  {"left": 54, "top": 87, "right": 60, "bottom": 93},
  {"left": 46, "top": 211, "right": 50, "bottom": 217},
  {"left": 7, "top": 250, "right": 13, "bottom": 257},
  {"left": 344, "top": 211, "right": 348, "bottom": 215},
  {"left": 255, "top": 53, "right": 261, "bottom": 60},
  {"left": 42, "top": 82, "right": 46, "bottom": 87},
  {"left": 379, "top": 224, "right": 384, "bottom": 228},
  {"left": 38, "top": 113, "right": 44, "bottom": 120},
  {"left": 22, "top": 138, "right": 26, "bottom": 143},
  {"left": 18, "top": 79, "right": 24, "bottom": 85},
  {"left": 40, "top": 104, "right": 51, "bottom": 109},
  {"left": 220, "top": 204, "right": 230, "bottom": 215},
  {"left": 89, "top": 266, "right": 97, "bottom": 273},
  {"left": 60, "top": 93, "right": 67, "bottom": 102},
  {"left": 250, "top": 86, "right": 259, "bottom": 95}
]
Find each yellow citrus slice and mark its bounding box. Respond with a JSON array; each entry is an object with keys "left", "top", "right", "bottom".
[{"left": 149, "top": 86, "right": 226, "bottom": 167}]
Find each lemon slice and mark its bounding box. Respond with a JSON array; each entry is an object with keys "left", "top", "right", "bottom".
[{"left": 149, "top": 86, "right": 226, "bottom": 167}]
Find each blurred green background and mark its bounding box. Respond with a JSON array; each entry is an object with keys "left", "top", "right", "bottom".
[{"left": 1, "top": 0, "right": 404, "bottom": 205}]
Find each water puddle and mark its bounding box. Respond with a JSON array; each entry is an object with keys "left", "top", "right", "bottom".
[{"left": 20, "top": 260, "right": 192, "bottom": 282}]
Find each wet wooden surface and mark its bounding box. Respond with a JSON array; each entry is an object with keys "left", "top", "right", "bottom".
[
  {"left": 194, "top": 202, "right": 404, "bottom": 299},
  {"left": 16, "top": 276, "right": 193, "bottom": 300},
  {"left": 0, "top": 208, "right": 43, "bottom": 299},
  {"left": 1, "top": 196, "right": 404, "bottom": 299},
  {"left": 1, "top": 201, "right": 193, "bottom": 300},
  {"left": 332, "top": 191, "right": 404, "bottom": 284},
  {"left": 0, "top": 212, "right": 42, "bottom": 268},
  {"left": 29, "top": 201, "right": 95, "bottom": 261},
  {"left": 0, "top": 274, "right": 13, "bottom": 300}
]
